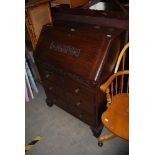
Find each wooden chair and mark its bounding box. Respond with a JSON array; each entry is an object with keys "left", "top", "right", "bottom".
[{"left": 97, "top": 42, "right": 129, "bottom": 147}]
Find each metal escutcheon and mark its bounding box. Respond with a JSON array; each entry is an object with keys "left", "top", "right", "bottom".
[
  {"left": 76, "top": 102, "right": 81, "bottom": 106},
  {"left": 49, "top": 87, "right": 53, "bottom": 91},
  {"left": 74, "top": 88, "right": 80, "bottom": 93},
  {"left": 45, "top": 74, "right": 50, "bottom": 78}
]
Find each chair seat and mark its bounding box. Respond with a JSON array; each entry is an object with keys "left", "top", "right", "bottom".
[{"left": 101, "top": 93, "right": 129, "bottom": 140}]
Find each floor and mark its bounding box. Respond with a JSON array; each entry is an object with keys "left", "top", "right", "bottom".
[{"left": 25, "top": 84, "right": 129, "bottom": 155}]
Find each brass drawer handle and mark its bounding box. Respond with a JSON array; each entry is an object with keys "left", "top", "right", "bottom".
[
  {"left": 74, "top": 88, "right": 80, "bottom": 93},
  {"left": 76, "top": 102, "right": 81, "bottom": 106},
  {"left": 49, "top": 87, "right": 53, "bottom": 91},
  {"left": 45, "top": 74, "right": 50, "bottom": 78}
]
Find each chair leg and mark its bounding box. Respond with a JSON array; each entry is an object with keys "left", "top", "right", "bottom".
[{"left": 97, "top": 133, "right": 115, "bottom": 147}]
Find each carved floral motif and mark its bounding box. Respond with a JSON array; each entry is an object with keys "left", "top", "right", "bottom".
[{"left": 50, "top": 41, "right": 80, "bottom": 57}]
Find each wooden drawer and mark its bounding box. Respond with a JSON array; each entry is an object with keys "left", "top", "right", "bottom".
[
  {"left": 43, "top": 81, "right": 66, "bottom": 100},
  {"left": 67, "top": 104, "right": 96, "bottom": 127},
  {"left": 66, "top": 91, "right": 95, "bottom": 115},
  {"left": 38, "top": 64, "right": 95, "bottom": 100},
  {"left": 46, "top": 90, "right": 96, "bottom": 126},
  {"left": 46, "top": 92, "right": 68, "bottom": 110},
  {"left": 44, "top": 81, "right": 95, "bottom": 115},
  {"left": 65, "top": 78, "right": 95, "bottom": 104},
  {"left": 43, "top": 79, "right": 95, "bottom": 115},
  {"left": 38, "top": 66, "right": 65, "bottom": 87}
]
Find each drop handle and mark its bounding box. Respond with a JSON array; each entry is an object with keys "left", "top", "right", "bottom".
[
  {"left": 74, "top": 88, "right": 80, "bottom": 93},
  {"left": 49, "top": 87, "right": 53, "bottom": 91},
  {"left": 76, "top": 102, "right": 81, "bottom": 106},
  {"left": 45, "top": 74, "right": 50, "bottom": 78}
]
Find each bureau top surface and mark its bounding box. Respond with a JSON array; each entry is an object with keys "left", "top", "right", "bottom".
[{"left": 35, "top": 21, "right": 124, "bottom": 81}]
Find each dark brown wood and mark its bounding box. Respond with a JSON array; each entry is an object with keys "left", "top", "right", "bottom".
[
  {"left": 51, "top": 1, "right": 128, "bottom": 30},
  {"left": 34, "top": 21, "right": 126, "bottom": 131},
  {"left": 53, "top": 13, "right": 128, "bottom": 30}
]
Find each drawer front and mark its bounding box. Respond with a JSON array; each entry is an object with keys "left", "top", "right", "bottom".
[
  {"left": 66, "top": 91, "right": 95, "bottom": 115},
  {"left": 39, "top": 67, "right": 65, "bottom": 87},
  {"left": 44, "top": 85, "right": 96, "bottom": 127},
  {"left": 37, "top": 63, "right": 96, "bottom": 126},
  {"left": 67, "top": 104, "right": 96, "bottom": 127},
  {"left": 43, "top": 81, "right": 66, "bottom": 99},
  {"left": 65, "top": 78, "right": 95, "bottom": 104},
  {"left": 44, "top": 80, "right": 95, "bottom": 115},
  {"left": 46, "top": 92, "right": 68, "bottom": 111},
  {"left": 38, "top": 64, "right": 95, "bottom": 104}
]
